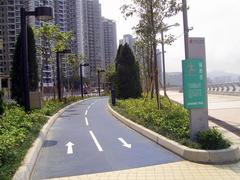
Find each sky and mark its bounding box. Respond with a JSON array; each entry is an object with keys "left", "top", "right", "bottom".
[{"left": 99, "top": 0, "right": 240, "bottom": 75}]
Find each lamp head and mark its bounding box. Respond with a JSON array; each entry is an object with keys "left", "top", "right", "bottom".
[
  {"left": 35, "top": 7, "right": 53, "bottom": 21},
  {"left": 174, "top": 23, "right": 180, "bottom": 27}
]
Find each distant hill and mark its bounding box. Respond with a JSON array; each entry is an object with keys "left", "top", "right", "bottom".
[
  {"left": 208, "top": 71, "right": 240, "bottom": 84},
  {"left": 165, "top": 71, "right": 240, "bottom": 86}
]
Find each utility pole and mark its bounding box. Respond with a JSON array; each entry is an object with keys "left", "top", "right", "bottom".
[
  {"left": 182, "top": 0, "right": 209, "bottom": 139},
  {"left": 161, "top": 31, "right": 166, "bottom": 96}
]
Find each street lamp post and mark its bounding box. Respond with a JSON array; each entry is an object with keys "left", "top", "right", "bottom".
[
  {"left": 20, "top": 7, "right": 53, "bottom": 111},
  {"left": 80, "top": 63, "right": 89, "bottom": 99},
  {"left": 56, "top": 49, "right": 71, "bottom": 101},
  {"left": 160, "top": 23, "right": 179, "bottom": 96},
  {"left": 97, "top": 69, "right": 105, "bottom": 96},
  {"left": 160, "top": 30, "right": 167, "bottom": 96}
]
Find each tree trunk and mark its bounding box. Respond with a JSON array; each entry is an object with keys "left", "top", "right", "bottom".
[
  {"left": 150, "top": 43, "right": 154, "bottom": 99},
  {"left": 146, "top": 41, "right": 151, "bottom": 97},
  {"left": 150, "top": 1, "right": 160, "bottom": 109},
  {"left": 142, "top": 47, "right": 148, "bottom": 94}
]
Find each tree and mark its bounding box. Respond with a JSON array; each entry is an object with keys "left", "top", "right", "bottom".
[
  {"left": 115, "top": 44, "right": 142, "bottom": 99},
  {"left": 121, "top": 0, "right": 182, "bottom": 109},
  {"left": 135, "top": 61, "right": 142, "bottom": 97},
  {"left": 34, "top": 24, "right": 73, "bottom": 94},
  {"left": 105, "top": 64, "right": 116, "bottom": 91},
  {"left": 134, "top": 39, "right": 152, "bottom": 96},
  {"left": 66, "top": 53, "right": 85, "bottom": 94},
  {"left": 104, "top": 45, "right": 124, "bottom": 91},
  {"left": 11, "top": 26, "right": 38, "bottom": 106}
]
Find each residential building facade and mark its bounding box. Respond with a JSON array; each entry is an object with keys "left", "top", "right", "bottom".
[
  {"left": 54, "top": 0, "right": 67, "bottom": 32},
  {"left": 102, "top": 17, "right": 117, "bottom": 69},
  {"left": 0, "top": 0, "right": 117, "bottom": 93},
  {"left": 79, "top": 0, "right": 103, "bottom": 85},
  {"left": 0, "top": 0, "right": 26, "bottom": 96},
  {"left": 119, "top": 34, "right": 136, "bottom": 52}
]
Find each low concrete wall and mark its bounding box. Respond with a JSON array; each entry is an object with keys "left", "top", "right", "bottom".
[{"left": 108, "top": 103, "right": 240, "bottom": 164}]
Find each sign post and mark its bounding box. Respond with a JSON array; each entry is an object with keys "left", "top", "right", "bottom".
[{"left": 182, "top": 37, "right": 208, "bottom": 139}]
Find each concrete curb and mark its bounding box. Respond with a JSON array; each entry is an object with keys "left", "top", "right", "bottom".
[
  {"left": 13, "top": 99, "right": 87, "bottom": 180},
  {"left": 107, "top": 103, "right": 240, "bottom": 164}
]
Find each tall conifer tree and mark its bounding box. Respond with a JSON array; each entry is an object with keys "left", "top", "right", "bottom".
[
  {"left": 115, "top": 43, "right": 142, "bottom": 99},
  {"left": 11, "top": 26, "right": 38, "bottom": 106}
]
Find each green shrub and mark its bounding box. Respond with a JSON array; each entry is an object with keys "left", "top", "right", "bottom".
[
  {"left": 0, "top": 105, "right": 47, "bottom": 180},
  {"left": 196, "top": 128, "right": 231, "bottom": 150},
  {"left": 38, "top": 100, "right": 64, "bottom": 116},
  {"left": 115, "top": 97, "right": 190, "bottom": 143},
  {"left": 113, "top": 96, "right": 231, "bottom": 150},
  {"left": 37, "top": 96, "right": 82, "bottom": 116},
  {"left": 0, "top": 91, "right": 4, "bottom": 115},
  {"left": 0, "top": 96, "right": 83, "bottom": 179}
]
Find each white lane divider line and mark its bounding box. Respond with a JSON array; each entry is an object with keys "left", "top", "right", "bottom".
[
  {"left": 65, "top": 142, "right": 74, "bottom": 154},
  {"left": 89, "top": 130, "right": 103, "bottom": 152},
  {"left": 86, "top": 100, "right": 97, "bottom": 112},
  {"left": 85, "top": 117, "right": 89, "bottom": 126},
  {"left": 85, "top": 110, "right": 88, "bottom": 116},
  {"left": 91, "top": 101, "right": 97, "bottom": 106}
]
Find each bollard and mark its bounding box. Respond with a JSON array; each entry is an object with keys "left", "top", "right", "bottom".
[{"left": 111, "top": 89, "right": 116, "bottom": 106}]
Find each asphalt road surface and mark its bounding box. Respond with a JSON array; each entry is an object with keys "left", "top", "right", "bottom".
[{"left": 31, "top": 97, "right": 182, "bottom": 180}]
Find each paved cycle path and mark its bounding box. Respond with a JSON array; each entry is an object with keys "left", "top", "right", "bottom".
[{"left": 31, "top": 97, "right": 182, "bottom": 179}]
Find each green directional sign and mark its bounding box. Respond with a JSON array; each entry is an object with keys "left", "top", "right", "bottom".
[{"left": 182, "top": 59, "right": 207, "bottom": 109}]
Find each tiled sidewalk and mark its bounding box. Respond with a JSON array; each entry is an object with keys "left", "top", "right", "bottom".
[{"left": 46, "top": 160, "right": 240, "bottom": 180}]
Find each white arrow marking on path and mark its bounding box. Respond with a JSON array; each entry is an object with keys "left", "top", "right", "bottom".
[
  {"left": 85, "top": 117, "right": 89, "bottom": 126},
  {"left": 65, "top": 142, "right": 74, "bottom": 154},
  {"left": 89, "top": 131, "right": 103, "bottom": 152},
  {"left": 118, "top": 138, "right": 131, "bottom": 149}
]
